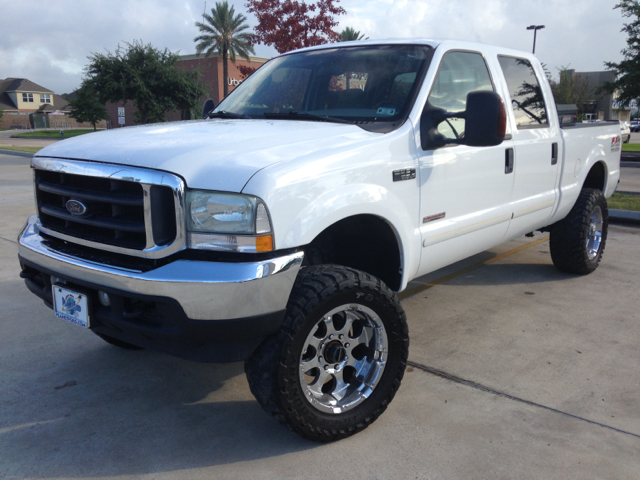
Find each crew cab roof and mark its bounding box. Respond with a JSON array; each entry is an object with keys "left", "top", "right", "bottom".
[{"left": 283, "top": 38, "right": 538, "bottom": 64}]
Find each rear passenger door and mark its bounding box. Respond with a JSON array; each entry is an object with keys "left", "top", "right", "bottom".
[{"left": 496, "top": 56, "right": 560, "bottom": 237}]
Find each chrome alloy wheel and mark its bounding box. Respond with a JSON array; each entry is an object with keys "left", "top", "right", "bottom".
[
  {"left": 299, "top": 304, "right": 389, "bottom": 414},
  {"left": 586, "top": 205, "right": 604, "bottom": 260}
]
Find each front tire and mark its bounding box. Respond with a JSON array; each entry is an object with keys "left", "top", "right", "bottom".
[
  {"left": 550, "top": 188, "right": 608, "bottom": 275},
  {"left": 245, "top": 265, "right": 409, "bottom": 442}
]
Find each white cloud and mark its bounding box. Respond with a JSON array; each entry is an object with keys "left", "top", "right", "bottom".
[
  {"left": 339, "top": 0, "right": 626, "bottom": 79},
  {"left": 0, "top": 0, "right": 628, "bottom": 93}
]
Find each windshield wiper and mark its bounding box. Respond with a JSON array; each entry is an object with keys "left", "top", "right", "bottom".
[
  {"left": 263, "top": 111, "right": 353, "bottom": 124},
  {"left": 208, "top": 110, "right": 250, "bottom": 119}
]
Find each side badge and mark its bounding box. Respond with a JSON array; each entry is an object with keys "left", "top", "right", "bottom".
[
  {"left": 423, "top": 212, "right": 446, "bottom": 224},
  {"left": 393, "top": 168, "right": 416, "bottom": 182}
]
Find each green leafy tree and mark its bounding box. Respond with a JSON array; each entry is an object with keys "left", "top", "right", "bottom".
[
  {"left": 85, "top": 40, "right": 206, "bottom": 124},
  {"left": 339, "top": 26, "right": 367, "bottom": 41},
  {"left": 194, "top": 1, "right": 255, "bottom": 98},
  {"left": 602, "top": 1, "right": 640, "bottom": 105},
  {"left": 67, "top": 82, "right": 109, "bottom": 131}
]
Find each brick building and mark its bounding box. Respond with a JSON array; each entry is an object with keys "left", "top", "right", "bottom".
[{"left": 105, "top": 53, "right": 270, "bottom": 127}]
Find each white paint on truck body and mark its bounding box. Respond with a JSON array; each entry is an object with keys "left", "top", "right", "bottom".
[{"left": 34, "top": 38, "right": 621, "bottom": 292}]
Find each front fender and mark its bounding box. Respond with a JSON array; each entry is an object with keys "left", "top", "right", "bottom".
[{"left": 276, "top": 183, "right": 419, "bottom": 290}]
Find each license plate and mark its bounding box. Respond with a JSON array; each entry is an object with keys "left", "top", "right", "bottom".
[{"left": 53, "top": 285, "right": 90, "bottom": 328}]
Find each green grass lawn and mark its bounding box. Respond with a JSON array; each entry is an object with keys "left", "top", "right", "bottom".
[
  {"left": 0, "top": 145, "right": 43, "bottom": 153},
  {"left": 609, "top": 193, "right": 640, "bottom": 211},
  {"left": 12, "top": 129, "right": 99, "bottom": 138},
  {"left": 622, "top": 143, "right": 640, "bottom": 152}
]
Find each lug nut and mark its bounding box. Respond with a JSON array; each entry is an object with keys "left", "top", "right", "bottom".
[
  {"left": 324, "top": 365, "right": 329, "bottom": 371},
  {"left": 334, "top": 364, "right": 339, "bottom": 369},
  {"left": 329, "top": 334, "right": 334, "bottom": 339},
  {"left": 345, "top": 343, "right": 350, "bottom": 348},
  {"left": 318, "top": 356, "right": 323, "bottom": 362},
  {"left": 339, "top": 334, "right": 344, "bottom": 339}
]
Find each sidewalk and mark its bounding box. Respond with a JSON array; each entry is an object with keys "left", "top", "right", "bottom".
[{"left": 0, "top": 129, "right": 60, "bottom": 148}]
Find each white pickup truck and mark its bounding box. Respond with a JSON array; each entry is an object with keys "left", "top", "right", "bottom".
[{"left": 18, "top": 39, "right": 620, "bottom": 441}]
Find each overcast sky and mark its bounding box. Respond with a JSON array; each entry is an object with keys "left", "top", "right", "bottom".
[{"left": 0, "top": 0, "right": 628, "bottom": 94}]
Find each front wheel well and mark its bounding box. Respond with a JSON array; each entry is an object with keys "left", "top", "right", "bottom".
[{"left": 303, "top": 215, "right": 402, "bottom": 291}]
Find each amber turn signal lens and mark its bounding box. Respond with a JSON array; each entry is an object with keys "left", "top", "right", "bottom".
[{"left": 256, "top": 235, "right": 273, "bottom": 252}]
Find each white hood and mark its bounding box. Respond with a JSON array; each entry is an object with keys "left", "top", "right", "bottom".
[{"left": 35, "top": 119, "right": 377, "bottom": 192}]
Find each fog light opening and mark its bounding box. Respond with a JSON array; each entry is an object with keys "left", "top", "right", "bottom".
[{"left": 98, "top": 291, "right": 111, "bottom": 307}]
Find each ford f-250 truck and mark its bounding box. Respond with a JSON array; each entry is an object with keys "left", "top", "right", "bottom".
[{"left": 18, "top": 39, "right": 620, "bottom": 442}]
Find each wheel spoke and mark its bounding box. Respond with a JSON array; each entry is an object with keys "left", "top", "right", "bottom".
[
  {"left": 336, "top": 310, "right": 358, "bottom": 336},
  {"left": 354, "top": 329, "right": 370, "bottom": 348},
  {"left": 306, "top": 333, "right": 323, "bottom": 350},
  {"left": 331, "top": 370, "right": 350, "bottom": 401},
  {"left": 323, "top": 315, "right": 339, "bottom": 336},
  {"left": 307, "top": 369, "right": 330, "bottom": 397}
]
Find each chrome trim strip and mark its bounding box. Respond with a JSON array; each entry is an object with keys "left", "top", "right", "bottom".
[
  {"left": 19, "top": 216, "right": 304, "bottom": 320},
  {"left": 32, "top": 157, "right": 186, "bottom": 259},
  {"left": 141, "top": 184, "right": 155, "bottom": 249},
  {"left": 512, "top": 200, "right": 555, "bottom": 219},
  {"left": 422, "top": 213, "right": 511, "bottom": 247}
]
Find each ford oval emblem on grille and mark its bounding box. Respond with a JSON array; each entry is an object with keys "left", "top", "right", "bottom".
[{"left": 66, "top": 199, "right": 87, "bottom": 216}]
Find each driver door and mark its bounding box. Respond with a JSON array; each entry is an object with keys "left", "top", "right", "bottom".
[{"left": 415, "top": 50, "right": 515, "bottom": 276}]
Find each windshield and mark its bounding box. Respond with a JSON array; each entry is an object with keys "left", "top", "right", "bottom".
[{"left": 213, "top": 44, "right": 434, "bottom": 133}]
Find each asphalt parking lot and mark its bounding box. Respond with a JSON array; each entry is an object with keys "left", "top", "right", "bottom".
[{"left": 1, "top": 153, "right": 639, "bottom": 479}]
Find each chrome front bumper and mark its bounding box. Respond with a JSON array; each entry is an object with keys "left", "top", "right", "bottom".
[{"left": 18, "top": 216, "right": 303, "bottom": 321}]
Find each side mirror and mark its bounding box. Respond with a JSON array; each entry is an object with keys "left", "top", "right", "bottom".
[
  {"left": 464, "top": 91, "right": 507, "bottom": 147},
  {"left": 420, "top": 90, "right": 507, "bottom": 150},
  {"left": 202, "top": 98, "right": 215, "bottom": 119}
]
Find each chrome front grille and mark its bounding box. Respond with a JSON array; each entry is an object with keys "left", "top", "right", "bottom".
[{"left": 32, "top": 157, "right": 185, "bottom": 259}]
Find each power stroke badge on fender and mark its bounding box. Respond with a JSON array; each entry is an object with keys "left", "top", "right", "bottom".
[{"left": 392, "top": 168, "right": 416, "bottom": 182}]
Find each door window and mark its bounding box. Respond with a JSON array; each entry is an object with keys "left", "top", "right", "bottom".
[
  {"left": 427, "top": 51, "right": 494, "bottom": 140},
  {"left": 498, "top": 56, "right": 548, "bottom": 128}
]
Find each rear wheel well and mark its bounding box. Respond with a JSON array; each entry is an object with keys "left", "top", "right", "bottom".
[
  {"left": 303, "top": 215, "right": 402, "bottom": 291},
  {"left": 583, "top": 161, "right": 606, "bottom": 191}
]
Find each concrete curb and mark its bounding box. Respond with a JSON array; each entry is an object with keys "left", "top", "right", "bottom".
[
  {"left": 621, "top": 161, "right": 640, "bottom": 168},
  {"left": 9, "top": 136, "right": 61, "bottom": 141},
  {"left": 609, "top": 209, "right": 640, "bottom": 226},
  {"left": 621, "top": 151, "right": 640, "bottom": 160},
  {"left": 0, "top": 149, "right": 35, "bottom": 158}
]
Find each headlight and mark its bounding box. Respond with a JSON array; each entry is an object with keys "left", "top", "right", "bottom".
[{"left": 186, "top": 190, "right": 273, "bottom": 252}]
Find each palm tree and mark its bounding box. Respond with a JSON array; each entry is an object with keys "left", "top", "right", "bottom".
[
  {"left": 339, "top": 27, "right": 367, "bottom": 42},
  {"left": 194, "top": 1, "right": 255, "bottom": 98}
]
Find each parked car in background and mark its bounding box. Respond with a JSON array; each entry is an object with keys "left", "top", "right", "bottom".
[
  {"left": 621, "top": 121, "right": 631, "bottom": 143},
  {"left": 630, "top": 120, "right": 640, "bottom": 132}
]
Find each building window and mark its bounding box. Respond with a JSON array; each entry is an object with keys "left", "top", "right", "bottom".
[
  {"left": 40, "top": 93, "right": 51, "bottom": 104},
  {"left": 22, "top": 93, "right": 34, "bottom": 103}
]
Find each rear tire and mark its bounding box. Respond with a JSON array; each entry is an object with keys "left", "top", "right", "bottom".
[
  {"left": 245, "top": 265, "right": 409, "bottom": 442},
  {"left": 550, "top": 188, "right": 608, "bottom": 275}
]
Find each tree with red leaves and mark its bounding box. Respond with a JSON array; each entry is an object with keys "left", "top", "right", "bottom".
[{"left": 246, "top": 0, "right": 346, "bottom": 54}]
